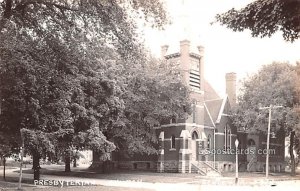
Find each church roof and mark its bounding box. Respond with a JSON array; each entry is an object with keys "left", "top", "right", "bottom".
[
  {"left": 204, "top": 98, "right": 223, "bottom": 127},
  {"left": 204, "top": 80, "right": 220, "bottom": 100},
  {"left": 202, "top": 78, "right": 227, "bottom": 127}
]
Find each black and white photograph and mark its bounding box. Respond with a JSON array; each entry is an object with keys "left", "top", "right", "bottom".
[{"left": 0, "top": 0, "right": 300, "bottom": 190}]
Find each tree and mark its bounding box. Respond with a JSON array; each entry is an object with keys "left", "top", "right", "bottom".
[
  {"left": 107, "top": 57, "right": 191, "bottom": 159},
  {"left": 0, "top": 25, "right": 126, "bottom": 176},
  {"left": 231, "top": 62, "right": 300, "bottom": 176},
  {"left": 0, "top": 0, "right": 172, "bottom": 177},
  {"left": 0, "top": 29, "right": 79, "bottom": 179},
  {"left": 294, "top": 62, "right": 300, "bottom": 166},
  {"left": 0, "top": 0, "right": 167, "bottom": 58},
  {"left": 0, "top": 0, "right": 192, "bottom": 176},
  {"left": 215, "top": 0, "right": 300, "bottom": 42},
  {"left": 86, "top": 54, "right": 192, "bottom": 170},
  {"left": 215, "top": 1, "right": 300, "bottom": 174}
]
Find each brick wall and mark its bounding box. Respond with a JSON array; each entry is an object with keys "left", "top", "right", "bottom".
[
  {"left": 116, "top": 161, "right": 157, "bottom": 171},
  {"left": 162, "top": 160, "right": 179, "bottom": 172}
]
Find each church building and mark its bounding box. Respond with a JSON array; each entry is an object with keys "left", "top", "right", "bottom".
[
  {"left": 155, "top": 40, "right": 237, "bottom": 174},
  {"left": 112, "top": 39, "right": 286, "bottom": 175}
]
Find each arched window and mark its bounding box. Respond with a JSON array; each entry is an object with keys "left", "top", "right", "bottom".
[
  {"left": 192, "top": 131, "right": 198, "bottom": 140},
  {"left": 224, "top": 125, "right": 227, "bottom": 149},
  {"left": 228, "top": 129, "right": 231, "bottom": 149},
  {"left": 225, "top": 124, "right": 231, "bottom": 149},
  {"left": 171, "top": 135, "right": 176, "bottom": 149},
  {"left": 170, "top": 117, "right": 176, "bottom": 124},
  {"left": 207, "top": 135, "right": 211, "bottom": 149}
]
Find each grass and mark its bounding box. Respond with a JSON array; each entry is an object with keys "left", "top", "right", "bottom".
[{"left": 0, "top": 164, "right": 299, "bottom": 188}]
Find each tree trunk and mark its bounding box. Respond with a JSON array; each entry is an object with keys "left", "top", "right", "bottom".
[
  {"left": 73, "top": 158, "right": 77, "bottom": 168},
  {"left": 289, "top": 131, "right": 296, "bottom": 176},
  {"left": 65, "top": 151, "right": 71, "bottom": 172},
  {"left": 3, "top": 157, "right": 6, "bottom": 180},
  {"left": 32, "top": 152, "right": 40, "bottom": 180}
]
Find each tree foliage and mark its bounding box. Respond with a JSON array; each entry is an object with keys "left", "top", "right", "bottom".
[
  {"left": 215, "top": 0, "right": 300, "bottom": 42},
  {"left": 231, "top": 62, "right": 300, "bottom": 175},
  {"left": 232, "top": 62, "right": 299, "bottom": 133},
  {"left": 109, "top": 58, "right": 191, "bottom": 157},
  {"left": 0, "top": 25, "right": 126, "bottom": 163},
  {"left": 295, "top": 62, "right": 300, "bottom": 135},
  {"left": 0, "top": 0, "right": 167, "bottom": 59},
  {"left": 0, "top": 0, "right": 191, "bottom": 174}
]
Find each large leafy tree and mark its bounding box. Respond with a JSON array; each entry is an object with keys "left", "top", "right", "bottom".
[
  {"left": 108, "top": 57, "right": 191, "bottom": 158},
  {"left": 87, "top": 54, "right": 192, "bottom": 170},
  {"left": 0, "top": 30, "right": 69, "bottom": 179},
  {"left": 0, "top": 0, "right": 169, "bottom": 179},
  {"left": 1, "top": 0, "right": 191, "bottom": 177},
  {"left": 0, "top": 24, "right": 129, "bottom": 177},
  {"left": 232, "top": 62, "right": 300, "bottom": 175},
  {"left": 215, "top": 0, "right": 300, "bottom": 42}
]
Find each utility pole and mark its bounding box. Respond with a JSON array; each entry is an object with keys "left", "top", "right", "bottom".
[{"left": 259, "top": 104, "right": 283, "bottom": 179}]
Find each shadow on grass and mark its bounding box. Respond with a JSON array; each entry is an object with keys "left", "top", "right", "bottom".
[
  {"left": 0, "top": 166, "right": 18, "bottom": 170},
  {"left": 10, "top": 168, "right": 201, "bottom": 184},
  {"left": 0, "top": 176, "right": 35, "bottom": 187}
]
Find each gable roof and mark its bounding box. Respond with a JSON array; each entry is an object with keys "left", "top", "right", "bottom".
[
  {"left": 204, "top": 80, "right": 220, "bottom": 100},
  {"left": 204, "top": 98, "right": 223, "bottom": 126},
  {"left": 216, "top": 95, "right": 229, "bottom": 124}
]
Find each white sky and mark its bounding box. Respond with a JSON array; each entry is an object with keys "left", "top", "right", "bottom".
[{"left": 142, "top": 0, "right": 300, "bottom": 97}]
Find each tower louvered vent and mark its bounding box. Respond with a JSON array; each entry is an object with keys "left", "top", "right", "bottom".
[{"left": 190, "top": 69, "right": 200, "bottom": 90}]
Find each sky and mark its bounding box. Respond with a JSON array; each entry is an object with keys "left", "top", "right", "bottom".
[{"left": 142, "top": 0, "right": 300, "bottom": 97}]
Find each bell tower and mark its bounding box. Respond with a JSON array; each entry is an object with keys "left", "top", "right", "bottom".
[{"left": 161, "top": 41, "right": 205, "bottom": 100}]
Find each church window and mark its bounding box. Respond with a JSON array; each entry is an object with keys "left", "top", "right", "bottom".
[
  {"left": 170, "top": 117, "right": 176, "bottom": 124},
  {"left": 192, "top": 131, "right": 198, "bottom": 140},
  {"left": 224, "top": 124, "right": 231, "bottom": 149},
  {"left": 171, "top": 135, "right": 176, "bottom": 149},
  {"left": 207, "top": 135, "right": 211, "bottom": 149},
  {"left": 224, "top": 126, "right": 227, "bottom": 149},
  {"left": 228, "top": 129, "right": 232, "bottom": 149}
]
